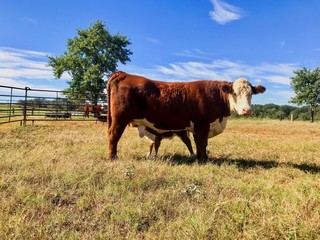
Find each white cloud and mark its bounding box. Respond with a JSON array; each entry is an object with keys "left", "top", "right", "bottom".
[
  {"left": 0, "top": 47, "right": 51, "bottom": 72},
  {"left": 0, "top": 67, "right": 53, "bottom": 79},
  {"left": 174, "top": 49, "right": 212, "bottom": 60},
  {"left": 0, "top": 77, "right": 30, "bottom": 88},
  {"left": 209, "top": 0, "right": 243, "bottom": 25},
  {"left": 25, "top": 17, "right": 38, "bottom": 25},
  {"left": 0, "top": 47, "right": 49, "bottom": 58},
  {"left": 261, "top": 89, "right": 296, "bottom": 106},
  {"left": 277, "top": 90, "right": 295, "bottom": 99},
  {"left": 146, "top": 37, "right": 161, "bottom": 44},
  {"left": 0, "top": 47, "right": 69, "bottom": 90},
  {"left": 152, "top": 59, "right": 296, "bottom": 86}
]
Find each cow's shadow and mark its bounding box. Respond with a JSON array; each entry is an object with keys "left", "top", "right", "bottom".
[{"left": 158, "top": 154, "right": 320, "bottom": 174}]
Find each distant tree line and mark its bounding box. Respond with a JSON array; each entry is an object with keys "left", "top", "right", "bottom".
[
  {"left": 241, "top": 104, "right": 319, "bottom": 121},
  {"left": 17, "top": 98, "right": 80, "bottom": 111}
]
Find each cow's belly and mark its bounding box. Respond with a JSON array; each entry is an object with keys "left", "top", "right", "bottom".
[
  {"left": 137, "top": 125, "right": 156, "bottom": 142},
  {"left": 207, "top": 117, "right": 228, "bottom": 138},
  {"left": 186, "top": 117, "right": 228, "bottom": 138},
  {"left": 132, "top": 118, "right": 186, "bottom": 134},
  {"left": 137, "top": 125, "right": 175, "bottom": 143},
  {"left": 132, "top": 117, "right": 228, "bottom": 138}
]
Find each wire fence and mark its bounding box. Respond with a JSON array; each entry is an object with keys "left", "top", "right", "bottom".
[{"left": 0, "top": 85, "right": 107, "bottom": 126}]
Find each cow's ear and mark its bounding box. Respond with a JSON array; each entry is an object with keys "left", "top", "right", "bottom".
[
  {"left": 222, "top": 84, "right": 233, "bottom": 94},
  {"left": 252, "top": 85, "right": 266, "bottom": 94}
]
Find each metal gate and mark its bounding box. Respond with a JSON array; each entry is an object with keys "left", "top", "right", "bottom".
[{"left": 0, "top": 85, "right": 106, "bottom": 126}]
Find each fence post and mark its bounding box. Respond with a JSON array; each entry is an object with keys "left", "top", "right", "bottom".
[
  {"left": 23, "top": 87, "right": 30, "bottom": 126},
  {"left": 9, "top": 87, "right": 13, "bottom": 122}
]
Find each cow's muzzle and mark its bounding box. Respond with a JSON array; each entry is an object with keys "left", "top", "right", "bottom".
[{"left": 241, "top": 107, "right": 252, "bottom": 116}]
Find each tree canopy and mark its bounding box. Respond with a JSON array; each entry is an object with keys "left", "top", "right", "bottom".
[
  {"left": 290, "top": 67, "right": 320, "bottom": 122},
  {"left": 48, "top": 21, "right": 132, "bottom": 104}
]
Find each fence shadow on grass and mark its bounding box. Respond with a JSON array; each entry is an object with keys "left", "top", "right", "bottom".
[{"left": 163, "top": 154, "right": 320, "bottom": 174}]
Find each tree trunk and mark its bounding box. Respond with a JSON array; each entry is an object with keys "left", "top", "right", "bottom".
[{"left": 310, "top": 108, "right": 315, "bottom": 123}]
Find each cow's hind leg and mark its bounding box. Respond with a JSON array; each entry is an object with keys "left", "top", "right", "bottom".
[
  {"left": 176, "top": 131, "right": 194, "bottom": 157},
  {"left": 108, "top": 122, "right": 127, "bottom": 160},
  {"left": 154, "top": 137, "right": 161, "bottom": 157},
  {"left": 147, "top": 143, "right": 154, "bottom": 158}
]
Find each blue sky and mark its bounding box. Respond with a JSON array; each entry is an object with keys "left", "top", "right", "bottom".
[{"left": 1, "top": 0, "right": 320, "bottom": 105}]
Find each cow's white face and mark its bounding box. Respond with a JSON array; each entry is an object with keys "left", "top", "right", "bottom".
[{"left": 227, "top": 78, "right": 266, "bottom": 116}]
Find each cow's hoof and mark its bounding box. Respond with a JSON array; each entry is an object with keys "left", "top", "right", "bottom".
[
  {"left": 109, "top": 155, "right": 118, "bottom": 161},
  {"left": 196, "top": 158, "right": 208, "bottom": 164},
  {"left": 146, "top": 153, "right": 157, "bottom": 160}
]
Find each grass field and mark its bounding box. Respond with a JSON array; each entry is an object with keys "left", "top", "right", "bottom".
[{"left": 0, "top": 120, "right": 320, "bottom": 239}]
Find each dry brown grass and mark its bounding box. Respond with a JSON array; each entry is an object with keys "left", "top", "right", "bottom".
[{"left": 0, "top": 119, "right": 319, "bottom": 239}]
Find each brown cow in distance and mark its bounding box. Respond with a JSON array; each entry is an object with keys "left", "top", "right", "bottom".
[
  {"left": 107, "top": 71, "right": 266, "bottom": 161},
  {"left": 83, "top": 104, "right": 102, "bottom": 118}
]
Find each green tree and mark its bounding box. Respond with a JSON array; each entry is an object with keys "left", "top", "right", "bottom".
[
  {"left": 290, "top": 67, "right": 320, "bottom": 122},
  {"left": 48, "top": 21, "right": 132, "bottom": 104}
]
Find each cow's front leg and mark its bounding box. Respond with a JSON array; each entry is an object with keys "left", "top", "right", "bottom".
[
  {"left": 193, "top": 124, "right": 209, "bottom": 162},
  {"left": 194, "top": 135, "right": 208, "bottom": 162}
]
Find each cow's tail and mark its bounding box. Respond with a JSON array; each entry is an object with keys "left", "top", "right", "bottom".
[
  {"left": 107, "top": 71, "right": 126, "bottom": 131},
  {"left": 107, "top": 76, "right": 112, "bottom": 131}
]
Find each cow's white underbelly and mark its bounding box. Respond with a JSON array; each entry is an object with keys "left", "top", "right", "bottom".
[
  {"left": 137, "top": 125, "right": 175, "bottom": 143},
  {"left": 185, "top": 117, "right": 228, "bottom": 138},
  {"left": 137, "top": 125, "right": 156, "bottom": 142},
  {"left": 132, "top": 118, "right": 184, "bottom": 134},
  {"left": 207, "top": 117, "right": 228, "bottom": 138},
  {"left": 132, "top": 117, "right": 228, "bottom": 138}
]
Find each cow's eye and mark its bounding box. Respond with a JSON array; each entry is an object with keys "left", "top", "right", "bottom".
[{"left": 233, "top": 93, "right": 237, "bottom": 97}]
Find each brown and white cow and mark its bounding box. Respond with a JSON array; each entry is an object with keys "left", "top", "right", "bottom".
[
  {"left": 107, "top": 71, "right": 266, "bottom": 161},
  {"left": 84, "top": 104, "right": 102, "bottom": 118},
  {"left": 133, "top": 124, "right": 194, "bottom": 157}
]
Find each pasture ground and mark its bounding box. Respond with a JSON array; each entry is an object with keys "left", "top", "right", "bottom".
[{"left": 0, "top": 120, "right": 319, "bottom": 239}]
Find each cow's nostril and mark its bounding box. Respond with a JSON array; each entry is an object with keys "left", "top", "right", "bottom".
[{"left": 243, "top": 108, "right": 252, "bottom": 115}]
